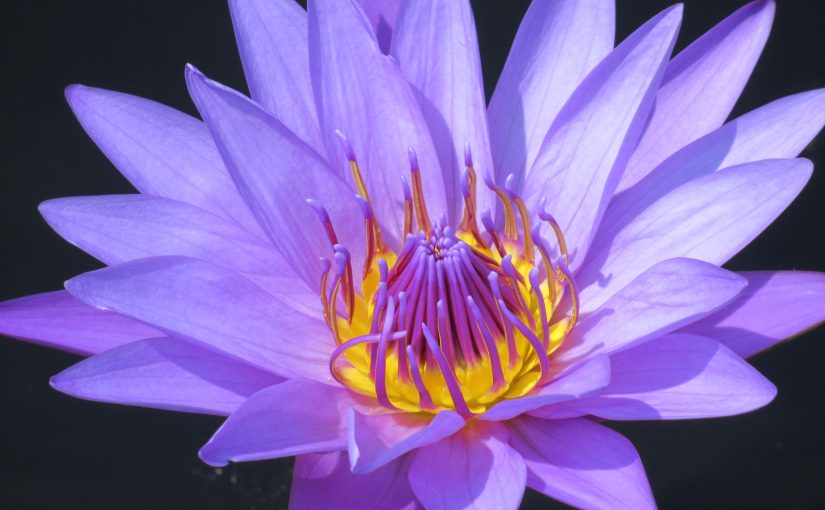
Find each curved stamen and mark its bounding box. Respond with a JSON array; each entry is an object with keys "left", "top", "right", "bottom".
[
  {"left": 329, "top": 331, "right": 407, "bottom": 386},
  {"left": 529, "top": 267, "right": 549, "bottom": 348},
  {"left": 401, "top": 177, "right": 414, "bottom": 237},
  {"left": 396, "top": 291, "right": 411, "bottom": 382},
  {"left": 539, "top": 208, "right": 569, "bottom": 265},
  {"left": 408, "top": 147, "right": 432, "bottom": 233},
  {"left": 422, "top": 324, "right": 472, "bottom": 418},
  {"left": 333, "top": 244, "right": 355, "bottom": 322},
  {"left": 481, "top": 209, "right": 506, "bottom": 257},
  {"left": 466, "top": 296, "right": 505, "bottom": 391},
  {"left": 374, "top": 297, "right": 397, "bottom": 409},
  {"left": 531, "top": 225, "right": 558, "bottom": 304},
  {"left": 488, "top": 272, "right": 518, "bottom": 367},
  {"left": 499, "top": 301, "right": 551, "bottom": 385},
  {"left": 405, "top": 345, "right": 436, "bottom": 410},
  {"left": 484, "top": 172, "right": 518, "bottom": 240},
  {"left": 319, "top": 257, "right": 333, "bottom": 327},
  {"left": 504, "top": 173, "right": 535, "bottom": 263},
  {"left": 557, "top": 258, "right": 579, "bottom": 334}
]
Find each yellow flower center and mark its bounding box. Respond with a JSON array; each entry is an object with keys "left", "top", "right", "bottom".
[{"left": 313, "top": 140, "right": 577, "bottom": 418}]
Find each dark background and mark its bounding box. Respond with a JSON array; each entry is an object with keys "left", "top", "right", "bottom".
[{"left": 1, "top": 1, "right": 824, "bottom": 508}]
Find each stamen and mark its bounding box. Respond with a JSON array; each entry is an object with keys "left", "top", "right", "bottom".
[
  {"left": 466, "top": 296, "right": 505, "bottom": 390},
  {"left": 335, "top": 130, "right": 373, "bottom": 205},
  {"left": 422, "top": 324, "right": 472, "bottom": 418},
  {"left": 328, "top": 331, "right": 407, "bottom": 386},
  {"left": 306, "top": 199, "right": 339, "bottom": 245},
  {"left": 488, "top": 272, "right": 518, "bottom": 367},
  {"left": 481, "top": 209, "right": 506, "bottom": 257},
  {"left": 408, "top": 147, "right": 432, "bottom": 233},
  {"left": 401, "top": 177, "right": 414, "bottom": 237},
  {"left": 501, "top": 255, "right": 535, "bottom": 332},
  {"left": 328, "top": 252, "right": 348, "bottom": 343},
  {"left": 405, "top": 345, "right": 436, "bottom": 410},
  {"left": 374, "top": 297, "right": 397, "bottom": 409},
  {"left": 504, "top": 174, "right": 535, "bottom": 263},
  {"left": 459, "top": 144, "right": 485, "bottom": 245},
  {"left": 396, "top": 291, "right": 410, "bottom": 382},
  {"left": 333, "top": 244, "right": 355, "bottom": 322},
  {"left": 319, "top": 257, "right": 333, "bottom": 327},
  {"left": 539, "top": 209, "right": 569, "bottom": 265},
  {"left": 499, "top": 301, "right": 550, "bottom": 385},
  {"left": 529, "top": 268, "right": 549, "bottom": 348},
  {"left": 557, "top": 258, "right": 579, "bottom": 335},
  {"left": 530, "top": 225, "right": 558, "bottom": 304},
  {"left": 484, "top": 173, "right": 518, "bottom": 240},
  {"left": 436, "top": 299, "right": 456, "bottom": 366}
]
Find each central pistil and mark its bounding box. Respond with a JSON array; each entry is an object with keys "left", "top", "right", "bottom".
[{"left": 313, "top": 138, "right": 578, "bottom": 418}]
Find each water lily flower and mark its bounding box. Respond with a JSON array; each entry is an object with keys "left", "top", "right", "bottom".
[{"left": 2, "top": 0, "right": 825, "bottom": 508}]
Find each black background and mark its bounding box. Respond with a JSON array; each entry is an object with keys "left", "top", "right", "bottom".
[{"left": 2, "top": 1, "right": 824, "bottom": 509}]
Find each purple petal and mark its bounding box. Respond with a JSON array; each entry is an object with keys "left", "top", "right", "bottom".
[
  {"left": 548, "top": 334, "right": 776, "bottom": 420},
  {"left": 524, "top": 5, "right": 682, "bottom": 268},
  {"left": 579, "top": 158, "right": 813, "bottom": 313},
  {"left": 619, "top": 0, "right": 775, "bottom": 191},
  {"left": 0, "top": 290, "right": 160, "bottom": 355},
  {"left": 560, "top": 258, "right": 746, "bottom": 364},
  {"left": 38, "top": 194, "right": 317, "bottom": 313},
  {"left": 680, "top": 271, "right": 825, "bottom": 358},
  {"left": 291, "top": 451, "right": 420, "bottom": 510},
  {"left": 65, "top": 256, "right": 333, "bottom": 382},
  {"left": 307, "top": 0, "right": 446, "bottom": 233},
  {"left": 409, "top": 423, "right": 526, "bottom": 510},
  {"left": 50, "top": 337, "right": 281, "bottom": 416},
  {"left": 229, "top": 0, "right": 323, "bottom": 152},
  {"left": 602, "top": 88, "right": 825, "bottom": 238},
  {"left": 359, "top": 0, "right": 402, "bottom": 54},
  {"left": 509, "top": 417, "right": 655, "bottom": 510},
  {"left": 391, "top": 0, "right": 494, "bottom": 218},
  {"left": 488, "top": 0, "right": 614, "bottom": 184},
  {"left": 65, "top": 85, "right": 262, "bottom": 236},
  {"left": 199, "top": 380, "right": 350, "bottom": 466},
  {"left": 185, "top": 66, "right": 365, "bottom": 286},
  {"left": 480, "top": 355, "right": 610, "bottom": 422},
  {"left": 348, "top": 408, "right": 465, "bottom": 474}
]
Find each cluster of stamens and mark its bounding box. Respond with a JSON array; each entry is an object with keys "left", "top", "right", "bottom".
[{"left": 310, "top": 136, "right": 578, "bottom": 418}]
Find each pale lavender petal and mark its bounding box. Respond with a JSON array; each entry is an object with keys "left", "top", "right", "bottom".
[
  {"left": 199, "top": 380, "right": 349, "bottom": 466},
  {"left": 680, "top": 271, "right": 825, "bottom": 358},
  {"left": 560, "top": 258, "right": 746, "bottom": 364},
  {"left": 480, "top": 355, "right": 610, "bottom": 422},
  {"left": 185, "top": 66, "right": 364, "bottom": 286},
  {"left": 580, "top": 158, "right": 813, "bottom": 313},
  {"left": 38, "top": 194, "right": 317, "bottom": 314},
  {"left": 308, "top": 0, "right": 446, "bottom": 233},
  {"left": 348, "top": 408, "right": 465, "bottom": 474},
  {"left": 409, "top": 423, "right": 526, "bottom": 510},
  {"left": 291, "top": 451, "right": 420, "bottom": 510},
  {"left": 548, "top": 334, "right": 776, "bottom": 421},
  {"left": 509, "top": 417, "right": 655, "bottom": 510},
  {"left": 229, "top": 0, "right": 323, "bottom": 152},
  {"left": 524, "top": 6, "right": 682, "bottom": 268},
  {"left": 65, "top": 256, "right": 333, "bottom": 382},
  {"left": 50, "top": 337, "right": 281, "bottom": 416},
  {"left": 0, "top": 290, "right": 160, "bottom": 355},
  {"left": 392, "top": 0, "right": 494, "bottom": 217},
  {"left": 65, "top": 85, "right": 262, "bottom": 236},
  {"left": 359, "top": 0, "right": 402, "bottom": 54},
  {"left": 488, "top": 0, "right": 614, "bottom": 184},
  {"left": 619, "top": 0, "right": 775, "bottom": 190},
  {"left": 603, "top": 89, "right": 825, "bottom": 237}
]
